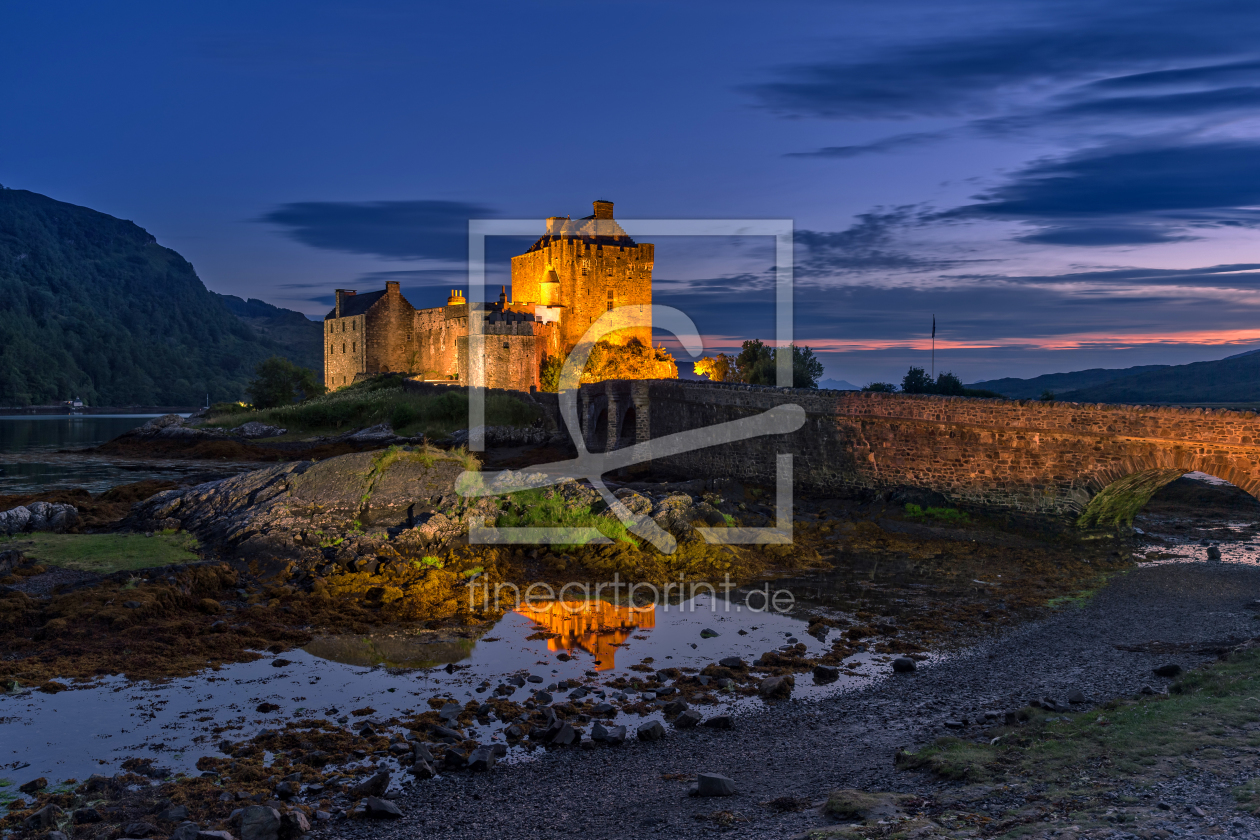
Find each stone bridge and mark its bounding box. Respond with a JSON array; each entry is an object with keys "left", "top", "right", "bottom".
[{"left": 576, "top": 379, "right": 1260, "bottom": 526}]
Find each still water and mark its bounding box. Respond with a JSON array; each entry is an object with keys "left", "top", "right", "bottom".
[{"left": 0, "top": 414, "right": 234, "bottom": 494}]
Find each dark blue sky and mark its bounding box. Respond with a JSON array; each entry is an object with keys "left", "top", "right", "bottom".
[{"left": 5, "top": 0, "right": 1260, "bottom": 385}]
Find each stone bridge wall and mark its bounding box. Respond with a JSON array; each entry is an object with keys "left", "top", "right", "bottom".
[{"left": 578, "top": 379, "right": 1260, "bottom": 520}]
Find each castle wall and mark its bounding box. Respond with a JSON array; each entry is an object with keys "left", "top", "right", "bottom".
[
  {"left": 323, "top": 314, "right": 366, "bottom": 389},
  {"left": 413, "top": 304, "right": 467, "bottom": 380},
  {"left": 457, "top": 320, "right": 541, "bottom": 391},
  {"left": 512, "top": 238, "right": 653, "bottom": 349},
  {"left": 363, "top": 283, "right": 416, "bottom": 375},
  {"left": 580, "top": 380, "right": 1260, "bottom": 519}
]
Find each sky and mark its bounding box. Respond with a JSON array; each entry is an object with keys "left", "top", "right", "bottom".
[{"left": 4, "top": 0, "right": 1260, "bottom": 386}]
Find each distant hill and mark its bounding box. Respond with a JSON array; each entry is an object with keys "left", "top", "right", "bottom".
[
  {"left": 818, "top": 378, "right": 860, "bottom": 391},
  {"left": 215, "top": 293, "right": 322, "bottom": 373},
  {"left": 968, "top": 365, "right": 1171, "bottom": 399},
  {"left": 1056, "top": 353, "right": 1260, "bottom": 404},
  {"left": 0, "top": 188, "right": 317, "bottom": 406}
]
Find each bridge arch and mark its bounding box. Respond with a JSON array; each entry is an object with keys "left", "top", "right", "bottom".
[{"left": 1078, "top": 457, "right": 1260, "bottom": 528}]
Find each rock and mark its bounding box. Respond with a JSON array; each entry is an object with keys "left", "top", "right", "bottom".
[
  {"left": 703, "top": 714, "right": 734, "bottom": 729},
  {"left": 506, "top": 675, "right": 526, "bottom": 687},
  {"left": 550, "top": 723, "right": 577, "bottom": 746},
  {"left": 1207, "top": 545, "right": 1222, "bottom": 561},
  {"left": 274, "top": 781, "right": 297, "bottom": 799},
  {"left": 47, "top": 833, "right": 69, "bottom": 840},
  {"left": 535, "top": 690, "right": 553, "bottom": 704},
  {"left": 23, "top": 804, "right": 62, "bottom": 830},
  {"left": 439, "top": 702, "right": 462, "bottom": 721},
  {"left": 347, "top": 423, "right": 396, "bottom": 443},
  {"left": 717, "top": 656, "right": 745, "bottom": 669},
  {"left": 526, "top": 674, "right": 543, "bottom": 683},
  {"left": 363, "top": 797, "right": 403, "bottom": 819},
  {"left": 700, "top": 628, "right": 719, "bottom": 638},
  {"left": 944, "top": 720, "right": 965, "bottom": 729},
  {"left": 197, "top": 832, "right": 236, "bottom": 840},
  {"left": 350, "top": 770, "right": 390, "bottom": 798},
  {"left": 813, "top": 664, "right": 839, "bottom": 684},
  {"left": 758, "top": 675, "right": 794, "bottom": 699},
  {"left": 18, "top": 777, "right": 47, "bottom": 794},
  {"left": 605, "top": 724, "right": 628, "bottom": 745},
  {"left": 74, "top": 808, "right": 104, "bottom": 824},
  {"left": 431, "top": 725, "right": 464, "bottom": 742},
  {"left": 1154, "top": 663, "right": 1183, "bottom": 678},
  {"left": 892, "top": 657, "right": 917, "bottom": 673},
  {"left": 0, "top": 505, "right": 31, "bottom": 535},
  {"left": 171, "top": 823, "right": 202, "bottom": 840},
  {"left": 278, "top": 810, "right": 310, "bottom": 839},
  {"left": 591, "top": 702, "right": 615, "bottom": 716},
  {"left": 637, "top": 720, "right": 666, "bottom": 741},
  {"left": 1067, "top": 689, "right": 1087, "bottom": 704},
  {"left": 591, "top": 721, "right": 610, "bottom": 742},
  {"left": 160, "top": 805, "right": 191, "bottom": 821},
  {"left": 407, "top": 759, "right": 436, "bottom": 779},
  {"left": 664, "top": 699, "right": 689, "bottom": 715},
  {"left": 239, "top": 807, "right": 280, "bottom": 840},
  {"left": 1140, "top": 684, "right": 1157, "bottom": 695},
  {"left": 124, "top": 822, "right": 161, "bottom": 837},
  {"left": 675, "top": 709, "right": 703, "bottom": 729},
  {"left": 231, "top": 422, "right": 287, "bottom": 439},
  {"left": 695, "top": 773, "right": 737, "bottom": 797},
  {"left": 468, "top": 746, "right": 496, "bottom": 771},
  {"left": 443, "top": 749, "right": 468, "bottom": 769}
]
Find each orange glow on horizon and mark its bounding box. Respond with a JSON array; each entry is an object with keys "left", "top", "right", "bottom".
[
  {"left": 672, "top": 327, "right": 1260, "bottom": 353},
  {"left": 515, "top": 600, "right": 655, "bottom": 671}
]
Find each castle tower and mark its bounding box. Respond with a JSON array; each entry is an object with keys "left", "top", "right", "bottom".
[{"left": 510, "top": 200, "right": 653, "bottom": 350}]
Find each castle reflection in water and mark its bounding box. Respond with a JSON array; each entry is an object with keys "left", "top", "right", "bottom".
[{"left": 514, "top": 600, "right": 657, "bottom": 670}]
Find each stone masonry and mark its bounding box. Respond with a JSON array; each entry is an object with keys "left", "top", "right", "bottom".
[{"left": 579, "top": 379, "right": 1260, "bottom": 521}]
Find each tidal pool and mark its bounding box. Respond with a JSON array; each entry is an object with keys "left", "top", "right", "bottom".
[{"left": 1, "top": 591, "right": 893, "bottom": 785}]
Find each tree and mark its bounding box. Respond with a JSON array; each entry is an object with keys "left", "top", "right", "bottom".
[
  {"left": 901, "top": 366, "right": 933, "bottom": 394},
  {"left": 245, "top": 356, "right": 324, "bottom": 408},
  {"left": 1040, "top": 389, "right": 1055, "bottom": 402},
  {"left": 934, "top": 371, "right": 965, "bottom": 396},
  {"left": 694, "top": 353, "right": 734, "bottom": 382},
  {"left": 734, "top": 340, "right": 823, "bottom": 388},
  {"left": 539, "top": 354, "right": 563, "bottom": 392},
  {"left": 862, "top": 382, "right": 897, "bottom": 393}
]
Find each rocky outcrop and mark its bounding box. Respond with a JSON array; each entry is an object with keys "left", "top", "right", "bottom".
[
  {"left": 231, "top": 421, "right": 287, "bottom": 439},
  {"left": 0, "top": 501, "right": 78, "bottom": 535}
]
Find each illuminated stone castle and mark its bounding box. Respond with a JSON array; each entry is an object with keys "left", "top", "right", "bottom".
[{"left": 323, "top": 200, "right": 653, "bottom": 391}]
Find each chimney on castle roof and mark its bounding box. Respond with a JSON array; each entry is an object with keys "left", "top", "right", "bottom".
[
  {"left": 593, "top": 200, "right": 614, "bottom": 219},
  {"left": 385, "top": 280, "right": 400, "bottom": 295},
  {"left": 546, "top": 216, "right": 567, "bottom": 234},
  {"left": 499, "top": 285, "right": 508, "bottom": 306},
  {"left": 335, "top": 289, "right": 356, "bottom": 318}
]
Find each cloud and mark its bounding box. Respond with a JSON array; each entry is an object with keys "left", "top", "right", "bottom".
[
  {"left": 258, "top": 199, "right": 497, "bottom": 261},
  {"left": 946, "top": 139, "right": 1260, "bottom": 243},
  {"left": 793, "top": 207, "right": 965, "bottom": 276},
  {"left": 786, "top": 131, "right": 949, "bottom": 159},
  {"left": 748, "top": 1, "right": 1260, "bottom": 121}
]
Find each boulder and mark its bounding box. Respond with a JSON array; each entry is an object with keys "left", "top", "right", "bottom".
[
  {"left": 695, "top": 773, "right": 737, "bottom": 797},
  {"left": 171, "top": 824, "right": 201, "bottom": 840},
  {"left": 407, "top": 759, "right": 435, "bottom": 779},
  {"left": 363, "top": 797, "right": 403, "bottom": 819},
  {"left": 675, "top": 709, "right": 703, "bottom": 729},
  {"left": 239, "top": 807, "right": 280, "bottom": 840},
  {"left": 1154, "top": 663, "right": 1183, "bottom": 678},
  {"left": 468, "top": 745, "right": 496, "bottom": 771},
  {"left": 0, "top": 506, "right": 31, "bottom": 535},
  {"left": 160, "top": 805, "right": 191, "bottom": 822},
  {"left": 604, "top": 724, "right": 628, "bottom": 745},
  {"left": 813, "top": 665, "right": 840, "bottom": 684},
  {"left": 231, "top": 422, "right": 287, "bottom": 439},
  {"left": 892, "top": 657, "right": 917, "bottom": 673},
  {"left": 1067, "top": 689, "right": 1087, "bottom": 704},
  {"left": 1207, "top": 545, "right": 1222, "bottom": 561},
  {"left": 349, "top": 770, "right": 390, "bottom": 798},
  {"left": 718, "top": 656, "right": 746, "bottom": 669},
  {"left": 279, "top": 811, "right": 310, "bottom": 840},
  {"left": 637, "top": 720, "right": 666, "bottom": 741},
  {"left": 18, "top": 777, "right": 47, "bottom": 794},
  {"left": 702, "top": 715, "right": 734, "bottom": 730},
  {"left": 123, "top": 822, "right": 160, "bottom": 837},
  {"left": 758, "top": 675, "right": 794, "bottom": 700},
  {"left": 24, "top": 805, "right": 63, "bottom": 830}
]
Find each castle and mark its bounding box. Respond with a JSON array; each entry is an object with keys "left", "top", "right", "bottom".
[{"left": 323, "top": 200, "right": 653, "bottom": 392}]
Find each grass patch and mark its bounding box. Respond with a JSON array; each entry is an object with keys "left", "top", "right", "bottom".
[
  {"left": 904, "top": 503, "right": 970, "bottom": 524},
  {"left": 1044, "top": 569, "right": 1125, "bottom": 609},
  {"left": 204, "top": 375, "right": 540, "bottom": 438},
  {"left": 496, "top": 488, "right": 639, "bottom": 548},
  {"left": 0, "top": 531, "right": 201, "bottom": 573},
  {"left": 897, "top": 647, "right": 1260, "bottom": 806}
]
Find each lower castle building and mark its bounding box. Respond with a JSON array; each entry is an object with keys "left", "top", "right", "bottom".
[{"left": 323, "top": 200, "right": 652, "bottom": 392}]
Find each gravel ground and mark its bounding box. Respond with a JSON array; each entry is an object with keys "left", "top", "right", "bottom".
[{"left": 323, "top": 561, "right": 1260, "bottom": 840}]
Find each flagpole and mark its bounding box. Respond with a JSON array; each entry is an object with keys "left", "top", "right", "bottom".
[{"left": 931, "top": 315, "right": 935, "bottom": 379}]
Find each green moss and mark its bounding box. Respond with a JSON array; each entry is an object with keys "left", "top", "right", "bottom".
[
  {"left": 904, "top": 504, "right": 970, "bottom": 524},
  {"left": 0, "top": 531, "right": 201, "bottom": 573},
  {"left": 495, "top": 488, "right": 638, "bottom": 548},
  {"left": 1077, "top": 468, "right": 1187, "bottom": 528}
]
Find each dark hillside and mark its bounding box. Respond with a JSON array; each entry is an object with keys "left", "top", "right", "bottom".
[{"left": 0, "top": 188, "right": 308, "bottom": 405}]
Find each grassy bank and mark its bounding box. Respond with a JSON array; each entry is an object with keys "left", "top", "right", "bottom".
[
  {"left": 0, "top": 532, "right": 201, "bottom": 573},
  {"left": 898, "top": 646, "right": 1260, "bottom": 811},
  {"left": 204, "top": 375, "right": 541, "bottom": 438}
]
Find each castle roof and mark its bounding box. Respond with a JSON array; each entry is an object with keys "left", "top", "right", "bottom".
[
  {"left": 524, "top": 214, "right": 637, "bottom": 253},
  {"left": 324, "top": 288, "right": 386, "bottom": 320}
]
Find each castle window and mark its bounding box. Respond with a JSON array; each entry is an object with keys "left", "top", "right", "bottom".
[
  {"left": 329, "top": 344, "right": 333, "bottom": 354},
  {"left": 352, "top": 341, "right": 356, "bottom": 352},
  {"left": 607, "top": 288, "right": 615, "bottom": 311},
  {"left": 342, "top": 343, "right": 346, "bottom": 353},
  {"left": 352, "top": 321, "right": 356, "bottom": 331}
]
